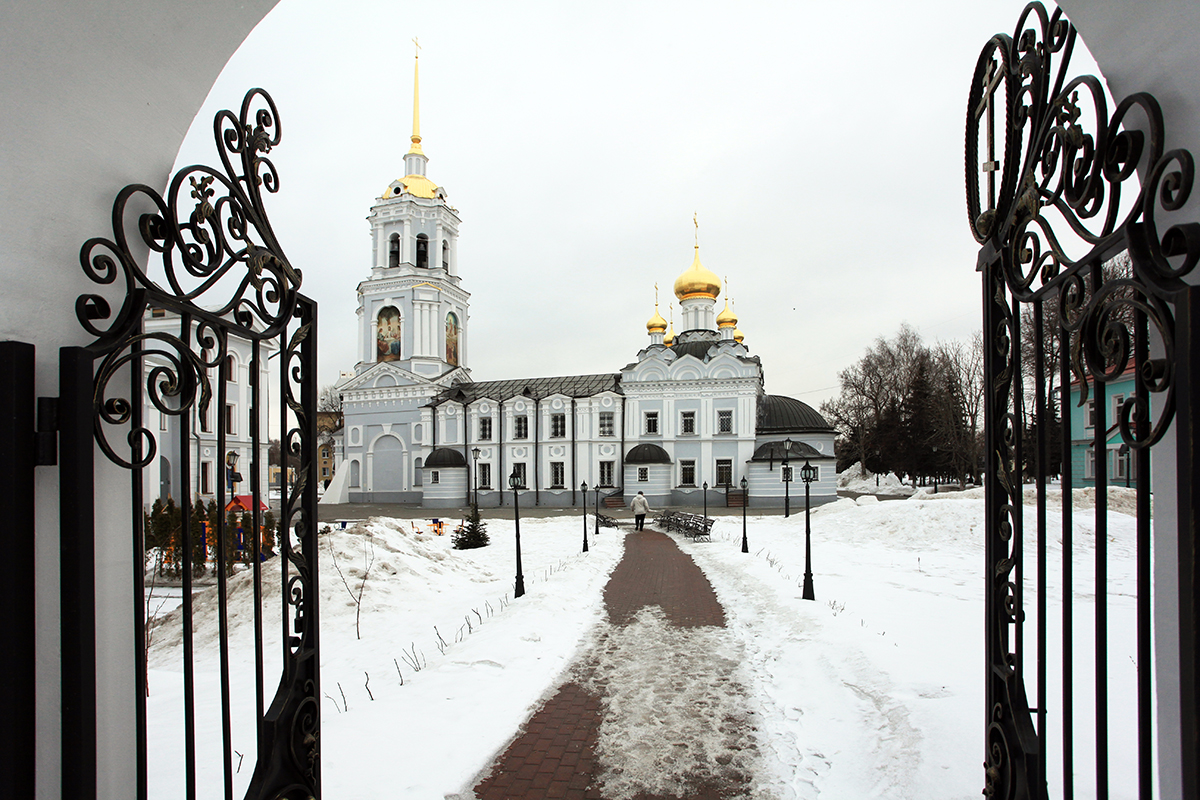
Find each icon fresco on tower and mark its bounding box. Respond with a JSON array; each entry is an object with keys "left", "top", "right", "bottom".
[{"left": 377, "top": 306, "right": 402, "bottom": 362}]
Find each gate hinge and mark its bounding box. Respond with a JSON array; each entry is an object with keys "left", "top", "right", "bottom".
[{"left": 35, "top": 396, "right": 58, "bottom": 467}]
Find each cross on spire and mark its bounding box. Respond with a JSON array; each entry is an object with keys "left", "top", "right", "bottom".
[
  {"left": 413, "top": 36, "right": 421, "bottom": 58},
  {"left": 974, "top": 57, "right": 1004, "bottom": 211},
  {"left": 693, "top": 212, "right": 699, "bottom": 247}
]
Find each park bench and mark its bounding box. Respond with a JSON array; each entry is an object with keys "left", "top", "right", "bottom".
[
  {"left": 596, "top": 513, "right": 620, "bottom": 529},
  {"left": 654, "top": 510, "right": 712, "bottom": 541}
]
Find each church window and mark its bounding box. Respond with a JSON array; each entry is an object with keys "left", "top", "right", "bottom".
[
  {"left": 388, "top": 233, "right": 400, "bottom": 268},
  {"left": 638, "top": 467, "right": 648, "bottom": 482},
  {"left": 512, "top": 462, "right": 527, "bottom": 488},
  {"left": 514, "top": 415, "right": 528, "bottom": 439},
  {"left": 598, "top": 412, "right": 614, "bottom": 437},
  {"left": 416, "top": 233, "right": 429, "bottom": 268},
  {"left": 226, "top": 403, "right": 236, "bottom": 435},
  {"left": 442, "top": 240, "right": 449, "bottom": 269},
  {"left": 414, "top": 457, "right": 423, "bottom": 486},
  {"left": 644, "top": 411, "right": 659, "bottom": 435},
  {"left": 550, "top": 462, "right": 565, "bottom": 488},
  {"left": 550, "top": 413, "right": 566, "bottom": 438},
  {"left": 479, "top": 417, "right": 492, "bottom": 441},
  {"left": 430, "top": 470, "right": 440, "bottom": 485},
  {"left": 225, "top": 354, "right": 236, "bottom": 382},
  {"left": 599, "top": 461, "right": 614, "bottom": 487},
  {"left": 716, "top": 459, "right": 733, "bottom": 486},
  {"left": 717, "top": 409, "right": 733, "bottom": 434},
  {"left": 479, "top": 462, "right": 492, "bottom": 489},
  {"left": 680, "top": 460, "right": 696, "bottom": 487},
  {"left": 200, "top": 461, "right": 212, "bottom": 494},
  {"left": 681, "top": 411, "right": 696, "bottom": 435}
]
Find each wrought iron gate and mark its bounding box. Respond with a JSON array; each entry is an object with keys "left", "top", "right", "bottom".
[
  {"left": 6, "top": 89, "right": 320, "bottom": 799},
  {"left": 968, "top": 5, "right": 1199, "bottom": 798}
]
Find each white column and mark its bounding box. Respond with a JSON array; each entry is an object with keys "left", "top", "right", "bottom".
[{"left": 402, "top": 218, "right": 412, "bottom": 264}]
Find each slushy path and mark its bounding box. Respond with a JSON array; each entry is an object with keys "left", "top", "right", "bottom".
[{"left": 472, "top": 527, "right": 753, "bottom": 800}]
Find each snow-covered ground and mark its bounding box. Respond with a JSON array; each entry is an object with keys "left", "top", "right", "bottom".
[
  {"left": 837, "top": 462, "right": 918, "bottom": 496},
  {"left": 145, "top": 491, "right": 1143, "bottom": 799}
]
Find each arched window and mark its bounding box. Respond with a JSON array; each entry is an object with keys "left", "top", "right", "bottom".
[
  {"left": 376, "top": 305, "right": 401, "bottom": 362},
  {"left": 416, "top": 233, "right": 429, "bottom": 269},
  {"left": 442, "top": 240, "right": 449, "bottom": 270},
  {"left": 445, "top": 312, "right": 460, "bottom": 366},
  {"left": 414, "top": 456, "right": 423, "bottom": 487},
  {"left": 388, "top": 233, "right": 400, "bottom": 268},
  {"left": 225, "top": 354, "right": 236, "bottom": 382},
  {"left": 349, "top": 460, "right": 360, "bottom": 488}
]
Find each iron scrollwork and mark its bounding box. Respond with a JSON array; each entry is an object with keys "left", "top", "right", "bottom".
[
  {"left": 77, "top": 89, "right": 320, "bottom": 798},
  {"left": 967, "top": 4, "right": 1199, "bottom": 797}
]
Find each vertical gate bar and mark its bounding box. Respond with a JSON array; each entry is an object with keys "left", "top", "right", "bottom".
[
  {"left": 177, "top": 317, "right": 196, "bottom": 800},
  {"left": 215, "top": 333, "right": 233, "bottom": 800},
  {"left": 1034, "top": 302, "right": 1048, "bottom": 773},
  {"left": 1012, "top": 294, "right": 1025, "bottom": 682},
  {"left": 1059, "top": 322, "right": 1074, "bottom": 800},
  {"left": 129, "top": 334, "right": 147, "bottom": 800},
  {"left": 1133, "top": 303, "right": 1152, "bottom": 800},
  {"left": 250, "top": 337, "right": 265, "bottom": 763},
  {"left": 1174, "top": 284, "right": 1199, "bottom": 799},
  {"left": 279, "top": 321, "right": 289, "bottom": 679},
  {"left": 302, "top": 296, "right": 322, "bottom": 796},
  {"left": 0, "top": 341, "right": 36, "bottom": 799},
  {"left": 180, "top": 313, "right": 197, "bottom": 800},
  {"left": 1093, "top": 277, "right": 1109, "bottom": 799},
  {"left": 59, "top": 344, "right": 96, "bottom": 800}
]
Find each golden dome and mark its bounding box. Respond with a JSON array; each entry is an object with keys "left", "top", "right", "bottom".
[
  {"left": 384, "top": 174, "right": 440, "bottom": 200},
  {"left": 647, "top": 305, "right": 667, "bottom": 333},
  {"left": 733, "top": 326, "right": 744, "bottom": 343},
  {"left": 664, "top": 322, "right": 675, "bottom": 347},
  {"left": 716, "top": 297, "right": 737, "bottom": 328},
  {"left": 673, "top": 246, "right": 721, "bottom": 300}
]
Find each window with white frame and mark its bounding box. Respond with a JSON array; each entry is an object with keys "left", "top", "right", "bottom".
[
  {"left": 1084, "top": 448, "right": 1095, "bottom": 479},
  {"left": 638, "top": 467, "right": 648, "bottom": 482},
  {"left": 717, "top": 409, "right": 733, "bottom": 434},
  {"left": 1111, "top": 394, "right": 1125, "bottom": 428},
  {"left": 716, "top": 459, "right": 732, "bottom": 486},
  {"left": 551, "top": 413, "right": 566, "bottom": 438},
  {"left": 599, "top": 411, "right": 614, "bottom": 437},
  {"left": 681, "top": 410, "right": 696, "bottom": 435},
  {"left": 479, "top": 462, "right": 492, "bottom": 489},
  {"left": 479, "top": 417, "right": 493, "bottom": 441},
  {"left": 599, "top": 461, "right": 614, "bottom": 486},
  {"left": 514, "top": 415, "right": 528, "bottom": 439},
  {"left": 200, "top": 461, "right": 212, "bottom": 494},
  {"left": 226, "top": 403, "right": 236, "bottom": 435},
  {"left": 512, "top": 462, "right": 527, "bottom": 488},
  {"left": 645, "top": 411, "right": 659, "bottom": 435},
  {"left": 321, "top": 466, "right": 330, "bottom": 478},
  {"left": 430, "top": 470, "right": 440, "bottom": 485},
  {"left": 680, "top": 460, "right": 696, "bottom": 486},
  {"left": 1112, "top": 447, "right": 1130, "bottom": 481},
  {"left": 550, "top": 462, "right": 565, "bottom": 487},
  {"left": 1085, "top": 399, "right": 1096, "bottom": 429}
]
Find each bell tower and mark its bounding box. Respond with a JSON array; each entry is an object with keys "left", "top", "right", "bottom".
[{"left": 357, "top": 40, "right": 470, "bottom": 379}]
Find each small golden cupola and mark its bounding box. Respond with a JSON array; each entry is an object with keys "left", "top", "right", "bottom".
[
  {"left": 664, "top": 304, "right": 676, "bottom": 347},
  {"left": 732, "top": 298, "right": 744, "bottom": 343},
  {"left": 672, "top": 245, "right": 722, "bottom": 300},
  {"left": 646, "top": 284, "right": 668, "bottom": 333},
  {"left": 716, "top": 297, "right": 737, "bottom": 328}
]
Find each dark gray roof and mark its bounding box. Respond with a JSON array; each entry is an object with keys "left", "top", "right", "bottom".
[
  {"left": 751, "top": 440, "right": 823, "bottom": 462},
  {"left": 424, "top": 447, "right": 467, "bottom": 468},
  {"left": 625, "top": 443, "right": 672, "bottom": 464},
  {"left": 756, "top": 395, "right": 833, "bottom": 433},
  {"left": 431, "top": 373, "right": 622, "bottom": 405},
  {"left": 667, "top": 340, "right": 716, "bottom": 361}
]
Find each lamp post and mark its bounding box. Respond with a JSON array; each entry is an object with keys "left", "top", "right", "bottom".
[
  {"left": 509, "top": 471, "right": 525, "bottom": 598},
  {"left": 782, "top": 437, "right": 792, "bottom": 518},
  {"left": 702, "top": 481, "right": 708, "bottom": 521},
  {"left": 800, "top": 460, "right": 817, "bottom": 600},
  {"left": 472, "top": 447, "right": 481, "bottom": 507},
  {"left": 226, "top": 450, "right": 241, "bottom": 494},
  {"left": 580, "top": 481, "right": 589, "bottom": 552},
  {"left": 594, "top": 484, "right": 601, "bottom": 538},
  {"left": 740, "top": 475, "right": 749, "bottom": 553}
]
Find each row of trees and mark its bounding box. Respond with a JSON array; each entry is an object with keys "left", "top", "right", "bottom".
[
  {"left": 820, "top": 324, "right": 984, "bottom": 487},
  {"left": 145, "top": 497, "right": 279, "bottom": 577}
]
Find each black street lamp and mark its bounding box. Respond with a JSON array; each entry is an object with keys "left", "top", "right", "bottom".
[
  {"left": 782, "top": 437, "right": 792, "bottom": 518},
  {"left": 800, "top": 460, "right": 817, "bottom": 601},
  {"left": 472, "top": 446, "right": 481, "bottom": 507},
  {"left": 509, "top": 470, "right": 525, "bottom": 598},
  {"left": 226, "top": 450, "right": 242, "bottom": 494},
  {"left": 594, "top": 484, "right": 601, "bottom": 538},
  {"left": 580, "top": 481, "right": 589, "bottom": 553},
  {"left": 740, "top": 475, "right": 749, "bottom": 553},
  {"left": 702, "top": 480, "right": 708, "bottom": 521}
]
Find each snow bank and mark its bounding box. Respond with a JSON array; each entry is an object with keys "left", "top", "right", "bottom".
[
  {"left": 836, "top": 461, "right": 916, "bottom": 496},
  {"left": 918, "top": 484, "right": 1143, "bottom": 516}
]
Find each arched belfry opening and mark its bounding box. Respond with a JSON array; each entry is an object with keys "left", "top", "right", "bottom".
[
  {"left": 416, "top": 233, "right": 429, "bottom": 268},
  {"left": 389, "top": 232, "right": 400, "bottom": 268}
]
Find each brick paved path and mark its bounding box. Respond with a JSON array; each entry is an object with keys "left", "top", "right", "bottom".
[{"left": 472, "top": 528, "right": 745, "bottom": 800}]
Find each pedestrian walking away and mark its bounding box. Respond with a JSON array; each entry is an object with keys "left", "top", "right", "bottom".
[{"left": 630, "top": 491, "right": 651, "bottom": 530}]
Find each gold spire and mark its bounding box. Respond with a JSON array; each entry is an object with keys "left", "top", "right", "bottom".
[
  {"left": 408, "top": 37, "right": 424, "bottom": 156},
  {"left": 646, "top": 283, "right": 667, "bottom": 333},
  {"left": 664, "top": 304, "right": 675, "bottom": 346}
]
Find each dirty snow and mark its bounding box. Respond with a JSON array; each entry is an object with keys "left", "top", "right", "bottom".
[
  {"left": 145, "top": 493, "right": 1143, "bottom": 799},
  {"left": 837, "top": 462, "right": 917, "bottom": 496}
]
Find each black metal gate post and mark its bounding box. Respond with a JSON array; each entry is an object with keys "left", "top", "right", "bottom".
[
  {"left": 968, "top": 5, "right": 1200, "bottom": 798},
  {"left": 0, "top": 340, "right": 38, "bottom": 799},
  {"left": 60, "top": 344, "right": 97, "bottom": 800}
]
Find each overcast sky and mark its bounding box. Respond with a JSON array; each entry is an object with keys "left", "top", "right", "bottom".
[{"left": 175, "top": 0, "right": 1082, "bottom": 409}]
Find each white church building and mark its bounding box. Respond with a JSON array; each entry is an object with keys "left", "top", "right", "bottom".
[{"left": 326, "top": 54, "right": 836, "bottom": 510}]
